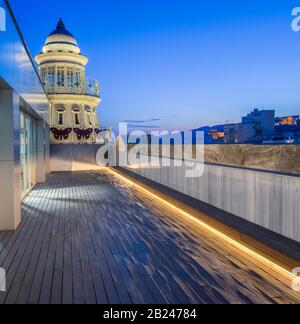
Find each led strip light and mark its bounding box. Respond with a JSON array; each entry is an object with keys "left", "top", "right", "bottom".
[{"left": 107, "top": 167, "right": 299, "bottom": 286}]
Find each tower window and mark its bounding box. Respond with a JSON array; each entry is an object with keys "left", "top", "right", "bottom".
[
  {"left": 57, "top": 67, "right": 65, "bottom": 87},
  {"left": 58, "top": 112, "right": 64, "bottom": 126},
  {"left": 56, "top": 105, "right": 65, "bottom": 126},
  {"left": 74, "top": 113, "right": 80, "bottom": 125},
  {"left": 75, "top": 70, "right": 81, "bottom": 88},
  {"left": 41, "top": 68, "right": 46, "bottom": 86},
  {"left": 85, "top": 106, "right": 93, "bottom": 126},
  {"left": 94, "top": 109, "right": 98, "bottom": 127},
  {"left": 48, "top": 67, "right": 55, "bottom": 88},
  {"left": 67, "top": 68, "right": 74, "bottom": 88},
  {"left": 85, "top": 106, "right": 92, "bottom": 113},
  {"left": 72, "top": 106, "right": 81, "bottom": 125},
  {"left": 87, "top": 113, "right": 92, "bottom": 126}
]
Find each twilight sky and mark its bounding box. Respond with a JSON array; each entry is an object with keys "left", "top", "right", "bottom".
[{"left": 9, "top": 0, "right": 300, "bottom": 131}]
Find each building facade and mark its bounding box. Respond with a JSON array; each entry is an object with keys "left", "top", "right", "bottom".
[
  {"left": 275, "top": 115, "right": 300, "bottom": 143},
  {"left": 242, "top": 109, "right": 275, "bottom": 143},
  {"left": 0, "top": 0, "right": 50, "bottom": 230},
  {"left": 224, "top": 109, "right": 275, "bottom": 144},
  {"left": 35, "top": 19, "right": 105, "bottom": 144}
]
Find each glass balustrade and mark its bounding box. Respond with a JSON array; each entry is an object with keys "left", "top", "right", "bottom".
[
  {"left": 20, "top": 110, "right": 37, "bottom": 198},
  {"left": 44, "top": 78, "right": 100, "bottom": 97}
]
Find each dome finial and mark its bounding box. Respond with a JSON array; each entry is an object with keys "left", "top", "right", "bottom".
[{"left": 56, "top": 18, "right": 65, "bottom": 30}]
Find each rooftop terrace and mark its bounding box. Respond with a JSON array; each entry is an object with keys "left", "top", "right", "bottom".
[{"left": 0, "top": 170, "right": 299, "bottom": 304}]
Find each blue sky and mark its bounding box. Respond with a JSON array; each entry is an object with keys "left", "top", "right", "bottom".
[{"left": 9, "top": 0, "right": 300, "bottom": 131}]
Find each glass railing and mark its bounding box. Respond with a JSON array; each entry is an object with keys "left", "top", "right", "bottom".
[
  {"left": 85, "top": 78, "right": 100, "bottom": 97},
  {"left": 45, "top": 78, "right": 100, "bottom": 97},
  {"left": 0, "top": 0, "right": 50, "bottom": 123}
]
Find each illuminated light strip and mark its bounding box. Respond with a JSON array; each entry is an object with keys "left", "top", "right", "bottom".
[{"left": 107, "top": 167, "right": 299, "bottom": 283}]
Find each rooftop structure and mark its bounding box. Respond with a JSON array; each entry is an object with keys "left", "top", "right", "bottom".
[{"left": 35, "top": 19, "right": 103, "bottom": 144}]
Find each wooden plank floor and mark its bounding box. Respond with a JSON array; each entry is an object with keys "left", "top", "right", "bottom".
[{"left": 0, "top": 170, "right": 299, "bottom": 304}]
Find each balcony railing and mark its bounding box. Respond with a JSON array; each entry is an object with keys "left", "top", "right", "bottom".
[
  {"left": 85, "top": 78, "right": 100, "bottom": 97},
  {"left": 45, "top": 78, "right": 100, "bottom": 98}
]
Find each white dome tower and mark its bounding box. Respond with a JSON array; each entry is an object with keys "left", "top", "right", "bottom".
[{"left": 35, "top": 19, "right": 102, "bottom": 143}]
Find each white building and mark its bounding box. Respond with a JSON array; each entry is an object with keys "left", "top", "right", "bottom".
[
  {"left": 224, "top": 109, "right": 275, "bottom": 144},
  {"left": 35, "top": 19, "right": 106, "bottom": 144},
  {"left": 242, "top": 109, "right": 275, "bottom": 143}
]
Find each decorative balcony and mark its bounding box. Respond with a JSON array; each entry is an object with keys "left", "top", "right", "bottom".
[{"left": 45, "top": 78, "right": 100, "bottom": 98}]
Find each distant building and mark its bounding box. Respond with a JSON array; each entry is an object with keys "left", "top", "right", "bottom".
[
  {"left": 224, "top": 109, "right": 275, "bottom": 144},
  {"left": 208, "top": 129, "right": 224, "bottom": 142},
  {"left": 275, "top": 115, "right": 299, "bottom": 126},
  {"left": 275, "top": 115, "right": 300, "bottom": 143},
  {"left": 242, "top": 109, "right": 275, "bottom": 143},
  {"left": 35, "top": 19, "right": 102, "bottom": 144},
  {"left": 224, "top": 123, "right": 254, "bottom": 144},
  {"left": 191, "top": 125, "right": 225, "bottom": 144}
]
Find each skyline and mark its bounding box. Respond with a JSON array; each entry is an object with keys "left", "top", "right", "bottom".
[{"left": 9, "top": 0, "right": 300, "bottom": 132}]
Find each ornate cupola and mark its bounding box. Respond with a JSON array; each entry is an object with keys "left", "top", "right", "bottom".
[{"left": 35, "top": 19, "right": 103, "bottom": 144}]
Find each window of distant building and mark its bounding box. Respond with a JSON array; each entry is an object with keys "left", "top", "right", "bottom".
[
  {"left": 88, "top": 114, "right": 93, "bottom": 126},
  {"left": 72, "top": 106, "right": 81, "bottom": 126},
  {"left": 57, "top": 66, "right": 65, "bottom": 87},
  {"left": 58, "top": 112, "right": 64, "bottom": 126},
  {"left": 75, "top": 70, "right": 81, "bottom": 88},
  {"left": 85, "top": 106, "right": 92, "bottom": 126},
  {"left": 74, "top": 113, "right": 80, "bottom": 126},
  {"left": 48, "top": 67, "right": 55, "bottom": 88},
  {"left": 85, "top": 106, "right": 92, "bottom": 113},
  {"left": 67, "top": 67, "right": 74, "bottom": 88},
  {"left": 41, "top": 68, "right": 47, "bottom": 86},
  {"left": 56, "top": 106, "right": 65, "bottom": 126},
  {"left": 93, "top": 108, "right": 98, "bottom": 127}
]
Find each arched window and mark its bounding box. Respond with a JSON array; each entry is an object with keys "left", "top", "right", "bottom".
[
  {"left": 85, "top": 106, "right": 93, "bottom": 126},
  {"left": 55, "top": 105, "right": 65, "bottom": 126},
  {"left": 75, "top": 70, "right": 81, "bottom": 88},
  {"left": 72, "top": 105, "right": 81, "bottom": 125},
  {"left": 41, "top": 68, "right": 46, "bottom": 86},
  {"left": 72, "top": 105, "right": 80, "bottom": 113},
  {"left": 48, "top": 67, "right": 55, "bottom": 88},
  {"left": 57, "top": 66, "right": 65, "bottom": 87},
  {"left": 87, "top": 114, "right": 92, "bottom": 126},
  {"left": 55, "top": 105, "right": 65, "bottom": 112},
  {"left": 67, "top": 67, "right": 74, "bottom": 88}
]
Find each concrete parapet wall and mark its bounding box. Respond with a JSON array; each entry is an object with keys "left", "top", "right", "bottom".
[
  {"left": 50, "top": 144, "right": 104, "bottom": 172},
  {"left": 124, "top": 161, "right": 300, "bottom": 243}
]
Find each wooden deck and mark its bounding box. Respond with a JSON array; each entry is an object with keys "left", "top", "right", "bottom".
[{"left": 0, "top": 170, "right": 299, "bottom": 304}]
